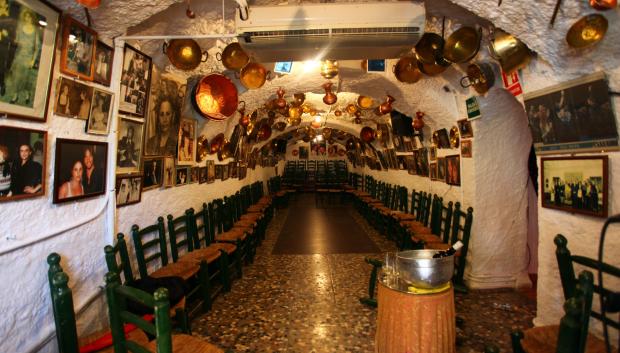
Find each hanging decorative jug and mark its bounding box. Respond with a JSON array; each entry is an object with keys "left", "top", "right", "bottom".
[
  {"left": 412, "top": 111, "right": 425, "bottom": 130},
  {"left": 293, "top": 92, "right": 306, "bottom": 106},
  {"left": 375, "top": 95, "right": 395, "bottom": 115},
  {"left": 275, "top": 87, "right": 287, "bottom": 109},
  {"left": 322, "top": 82, "right": 337, "bottom": 105}
]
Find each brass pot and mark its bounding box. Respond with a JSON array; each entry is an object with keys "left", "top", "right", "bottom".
[
  {"left": 217, "top": 42, "right": 249, "bottom": 71},
  {"left": 417, "top": 60, "right": 449, "bottom": 76},
  {"left": 240, "top": 62, "right": 271, "bottom": 89},
  {"left": 460, "top": 62, "right": 498, "bottom": 95},
  {"left": 488, "top": 29, "right": 532, "bottom": 74},
  {"left": 415, "top": 33, "right": 445, "bottom": 65},
  {"left": 163, "top": 39, "right": 207, "bottom": 71},
  {"left": 357, "top": 95, "right": 374, "bottom": 109},
  {"left": 320, "top": 60, "right": 339, "bottom": 79},
  {"left": 393, "top": 56, "right": 423, "bottom": 84},
  {"left": 194, "top": 74, "right": 239, "bottom": 121},
  {"left": 443, "top": 26, "right": 481, "bottom": 64},
  {"left": 566, "top": 14, "right": 608, "bottom": 49}
]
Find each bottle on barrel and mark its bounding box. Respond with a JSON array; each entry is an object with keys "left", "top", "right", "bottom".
[{"left": 432, "top": 241, "right": 464, "bottom": 258}]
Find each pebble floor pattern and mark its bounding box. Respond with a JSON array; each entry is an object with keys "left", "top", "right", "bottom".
[{"left": 193, "top": 195, "right": 536, "bottom": 352}]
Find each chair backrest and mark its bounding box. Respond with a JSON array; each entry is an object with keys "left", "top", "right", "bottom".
[
  {"left": 131, "top": 218, "right": 169, "bottom": 279},
  {"left": 104, "top": 233, "right": 136, "bottom": 284},
  {"left": 47, "top": 253, "right": 80, "bottom": 353},
  {"left": 105, "top": 272, "right": 173, "bottom": 353},
  {"left": 556, "top": 270, "right": 595, "bottom": 353},
  {"left": 167, "top": 209, "right": 195, "bottom": 263},
  {"left": 192, "top": 203, "right": 214, "bottom": 249},
  {"left": 438, "top": 201, "right": 454, "bottom": 243},
  {"left": 449, "top": 203, "right": 474, "bottom": 284}
]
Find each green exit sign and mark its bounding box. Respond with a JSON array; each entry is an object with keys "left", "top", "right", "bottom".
[{"left": 466, "top": 96, "right": 481, "bottom": 120}]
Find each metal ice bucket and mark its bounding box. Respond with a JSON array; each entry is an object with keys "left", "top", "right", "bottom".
[{"left": 396, "top": 250, "right": 455, "bottom": 289}]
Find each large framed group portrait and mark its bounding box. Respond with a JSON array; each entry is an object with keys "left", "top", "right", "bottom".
[
  {"left": 60, "top": 15, "right": 96, "bottom": 81},
  {"left": 0, "top": 0, "right": 60, "bottom": 122},
  {"left": 0, "top": 126, "right": 46, "bottom": 202},
  {"left": 144, "top": 68, "right": 185, "bottom": 156},
  {"left": 116, "top": 117, "right": 144, "bottom": 174},
  {"left": 119, "top": 44, "right": 152, "bottom": 118},
  {"left": 541, "top": 156, "right": 608, "bottom": 218},
  {"left": 53, "top": 138, "right": 107, "bottom": 204},
  {"left": 525, "top": 72, "right": 618, "bottom": 155}
]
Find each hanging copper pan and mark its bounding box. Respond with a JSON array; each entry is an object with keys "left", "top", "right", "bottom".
[
  {"left": 76, "top": 0, "right": 100, "bottom": 8},
  {"left": 194, "top": 74, "right": 238, "bottom": 121},
  {"left": 415, "top": 33, "right": 445, "bottom": 65},
  {"left": 443, "top": 26, "right": 481, "bottom": 63},
  {"left": 163, "top": 39, "right": 207, "bottom": 71},
  {"left": 589, "top": 0, "right": 616, "bottom": 10},
  {"left": 217, "top": 42, "right": 250, "bottom": 71},
  {"left": 240, "top": 62, "right": 271, "bottom": 89},
  {"left": 488, "top": 29, "right": 532, "bottom": 74},
  {"left": 393, "top": 56, "right": 422, "bottom": 83},
  {"left": 209, "top": 133, "right": 225, "bottom": 154},
  {"left": 566, "top": 14, "right": 608, "bottom": 48}
]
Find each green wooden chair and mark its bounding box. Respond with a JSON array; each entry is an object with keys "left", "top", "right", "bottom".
[
  {"left": 359, "top": 257, "right": 384, "bottom": 308},
  {"left": 104, "top": 234, "right": 190, "bottom": 333},
  {"left": 104, "top": 271, "right": 226, "bottom": 353},
  {"left": 510, "top": 270, "right": 610, "bottom": 353},
  {"left": 47, "top": 253, "right": 149, "bottom": 353}
]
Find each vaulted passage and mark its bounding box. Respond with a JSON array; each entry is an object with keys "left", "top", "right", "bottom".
[{"left": 273, "top": 193, "right": 380, "bottom": 255}]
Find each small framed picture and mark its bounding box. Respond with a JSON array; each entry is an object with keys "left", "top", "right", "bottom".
[
  {"left": 429, "top": 146, "right": 437, "bottom": 161},
  {"left": 93, "top": 41, "right": 114, "bottom": 86},
  {"left": 60, "top": 16, "right": 96, "bottom": 81},
  {"left": 53, "top": 139, "right": 107, "bottom": 204},
  {"left": 214, "top": 164, "right": 223, "bottom": 180},
  {"left": 206, "top": 160, "right": 215, "bottom": 183},
  {"left": 116, "top": 117, "right": 144, "bottom": 174},
  {"left": 541, "top": 156, "right": 608, "bottom": 218},
  {"left": 414, "top": 148, "right": 429, "bottom": 177},
  {"left": 162, "top": 157, "right": 175, "bottom": 187},
  {"left": 239, "top": 164, "right": 247, "bottom": 180},
  {"left": 116, "top": 174, "right": 142, "bottom": 207},
  {"left": 0, "top": 126, "right": 46, "bottom": 202},
  {"left": 461, "top": 140, "right": 472, "bottom": 158},
  {"left": 406, "top": 155, "right": 416, "bottom": 175},
  {"left": 142, "top": 157, "right": 163, "bottom": 191},
  {"left": 445, "top": 155, "right": 461, "bottom": 186},
  {"left": 175, "top": 167, "right": 188, "bottom": 186},
  {"left": 198, "top": 167, "right": 207, "bottom": 184},
  {"left": 190, "top": 166, "right": 199, "bottom": 184},
  {"left": 119, "top": 44, "right": 152, "bottom": 118},
  {"left": 430, "top": 162, "right": 438, "bottom": 180},
  {"left": 437, "top": 157, "right": 446, "bottom": 182},
  {"left": 397, "top": 156, "right": 407, "bottom": 170},
  {"left": 54, "top": 77, "right": 93, "bottom": 120},
  {"left": 177, "top": 118, "right": 196, "bottom": 165},
  {"left": 222, "top": 163, "right": 229, "bottom": 181},
  {"left": 229, "top": 162, "right": 238, "bottom": 179},
  {"left": 457, "top": 119, "right": 474, "bottom": 138},
  {"left": 86, "top": 89, "right": 114, "bottom": 135}
]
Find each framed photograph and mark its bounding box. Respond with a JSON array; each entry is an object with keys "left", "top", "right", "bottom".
[
  {"left": 239, "top": 164, "right": 247, "bottom": 180},
  {"left": 60, "top": 15, "right": 96, "bottom": 81},
  {"left": 115, "top": 174, "right": 142, "bottom": 208},
  {"left": 229, "top": 162, "right": 238, "bottom": 179},
  {"left": 299, "top": 146, "right": 308, "bottom": 160},
  {"left": 0, "top": 126, "right": 46, "bottom": 202},
  {"left": 429, "top": 146, "right": 437, "bottom": 161},
  {"left": 162, "top": 156, "right": 175, "bottom": 187},
  {"left": 437, "top": 157, "right": 446, "bottom": 182},
  {"left": 214, "top": 164, "right": 223, "bottom": 180},
  {"left": 206, "top": 160, "right": 215, "bottom": 183},
  {"left": 54, "top": 76, "right": 93, "bottom": 119},
  {"left": 190, "top": 166, "right": 199, "bottom": 184},
  {"left": 445, "top": 155, "right": 461, "bottom": 186},
  {"left": 430, "top": 162, "right": 438, "bottom": 180},
  {"left": 525, "top": 72, "right": 618, "bottom": 155},
  {"left": 116, "top": 117, "right": 143, "bottom": 174},
  {"left": 93, "top": 40, "right": 113, "bottom": 86},
  {"left": 433, "top": 129, "right": 451, "bottom": 149},
  {"left": 0, "top": 0, "right": 60, "bottom": 122},
  {"left": 177, "top": 118, "right": 196, "bottom": 165},
  {"left": 406, "top": 155, "right": 416, "bottom": 175},
  {"left": 414, "top": 148, "right": 429, "bottom": 177},
  {"left": 457, "top": 119, "right": 474, "bottom": 138},
  {"left": 119, "top": 44, "right": 152, "bottom": 118},
  {"left": 461, "top": 140, "right": 472, "bottom": 158},
  {"left": 388, "top": 149, "right": 398, "bottom": 170},
  {"left": 397, "top": 155, "right": 407, "bottom": 170},
  {"left": 198, "top": 166, "right": 207, "bottom": 184},
  {"left": 144, "top": 68, "right": 185, "bottom": 156},
  {"left": 392, "top": 134, "right": 405, "bottom": 152},
  {"left": 541, "top": 156, "right": 608, "bottom": 218},
  {"left": 142, "top": 157, "right": 162, "bottom": 191},
  {"left": 53, "top": 139, "right": 107, "bottom": 204},
  {"left": 86, "top": 88, "right": 113, "bottom": 135},
  {"left": 402, "top": 136, "right": 414, "bottom": 152},
  {"left": 221, "top": 163, "right": 229, "bottom": 181},
  {"left": 175, "top": 167, "right": 188, "bottom": 186},
  {"left": 376, "top": 150, "right": 388, "bottom": 170}
]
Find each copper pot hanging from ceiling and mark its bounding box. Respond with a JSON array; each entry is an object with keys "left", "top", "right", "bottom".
[
  {"left": 163, "top": 39, "right": 207, "bottom": 71},
  {"left": 320, "top": 60, "right": 339, "bottom": 79},
  {"left": 76, "top": 0, "right": 100, "bottom": 9}
]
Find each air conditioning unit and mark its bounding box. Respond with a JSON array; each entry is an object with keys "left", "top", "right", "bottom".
[{"left": 235, "top": 2, "right": 425, "bottom": 62}]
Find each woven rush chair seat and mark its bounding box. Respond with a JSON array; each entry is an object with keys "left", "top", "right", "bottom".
[
  {"left": 209, "top": 242, "right": 237, "bottom": 255},
  {"left": 78, "top": 327, "right": 150, "bottom": 353},
  {"left": 176, "top": 248, "right": 221, "bottom": 266},
  {"left": 412, "top": 233, "right": 443, "bottom": 244},
  {"left": 150, "top": 261, "right": 198, "bottom": 281},
  {"left": 145, "top": 334, "right": 224, "bottom": 353},
  {"left": 275, "top": 190, "right": 287, "bottom": 197},
  {"left": 246, "top": 205, "right": 266, "bottom": 213},
  {"left": 233, "top": 224, "right": 254, "bottom": 235},
  {"left": 401, "top": 220, "right": 429, "bottom": 232},
  {"left": 238, "top": 214, "right": 260, "bottom": 223},
  {"left": 215, "top": 229, "right": 247, "bottom": 242},
  {"left": 519, "top": 325, "right": 610, "bottom": 353},
  {"left": 258, "top": 196, "right": 272, "bottom": 203},
  {"left": 391, "top": 212, "right": 416, "bottom": 221}
]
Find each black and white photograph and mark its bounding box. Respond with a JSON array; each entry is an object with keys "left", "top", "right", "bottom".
[
  {"left": 541, "top": 156, "right": 608, "bottom": 218},
  {"left": 116, "top": 117, "right": 144, "bottom": 173},
  {"left": 525, "top": 72, "right": 618, "bottom": 154},
  {"left": 175, "top": 166, "right": 188, "bottom": 186},
  {"left": 162, "top": 156, "right": 175, "bottom": 187},
  {"left": 0, "top": 126, "right": 45, "bottom": 202},
  {"left": 86, "top": 89, "right": 113, "bottom": 135},
  {"left": 206, "top": 160, "right": 215, "bottom": 183},
  {"left": 437, "top": 157, "right": 446, "bottom": 182},
  {"left": 190, "top": 166, "right": 199, "bottom": 183},
  {"left": 53, "top": 138, "right": 107, "bottom": 204},
  {"left": 430, "top": 162, "right": 438, "bottom": 180},
  {"left": 229, "top": 161, "right": 238, "bottom": 179},
  {"left": 177, "top": 118, "right": 196, "bottom": 165},
  {"left": 0, "top": 0, "right": 60, "bottom": 121},
  {"left": 413, "top": 148, "right": 429, "bottom": 177},
  {"left": 222, "top": 162, "right": 229, "bottom": 181},
  {"left": 93, "top": 40, "right": 113, "bottom": 86},
  {"left": 198, "top": 166, "right": 207, "bottom": 184},
  {"left": 60, "top": 15, "right": 96, "bottom": 80},
  {"left": 457, "top": 119, "right": 474, "bottom": 139},
  {"left": 54, "top": 77, "right": 93, "bottom": 120},
  {"left": 238, "top": 164, "right": 247, "bottom": 180},
  {"left": 214, "top": 164, "right": 223, "bottom": 180},
  {"left": 144, "top": 68, "right": 185, "bottom": 156},
  {"left": 142, "top": 157, "right": 162, "bottom": 191},
  {"left": 119, "top": 44, "right": 152, "bottom": 118},
  {"left": 115, "top": 175, "right": 142, "bottom": 207}
]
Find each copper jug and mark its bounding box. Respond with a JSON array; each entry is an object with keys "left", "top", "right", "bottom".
[
  {"left": 322, "top": 82, "right": 337, "bottom": 105},
  {"left": 375, "top": 95, "right": 395, "bottom": 116},
  {"left": 412, "top": 111, "right": 425, "bottom": 130},
  {"left": 275, "top": 87, "right": 287, "bottom": 109}
]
